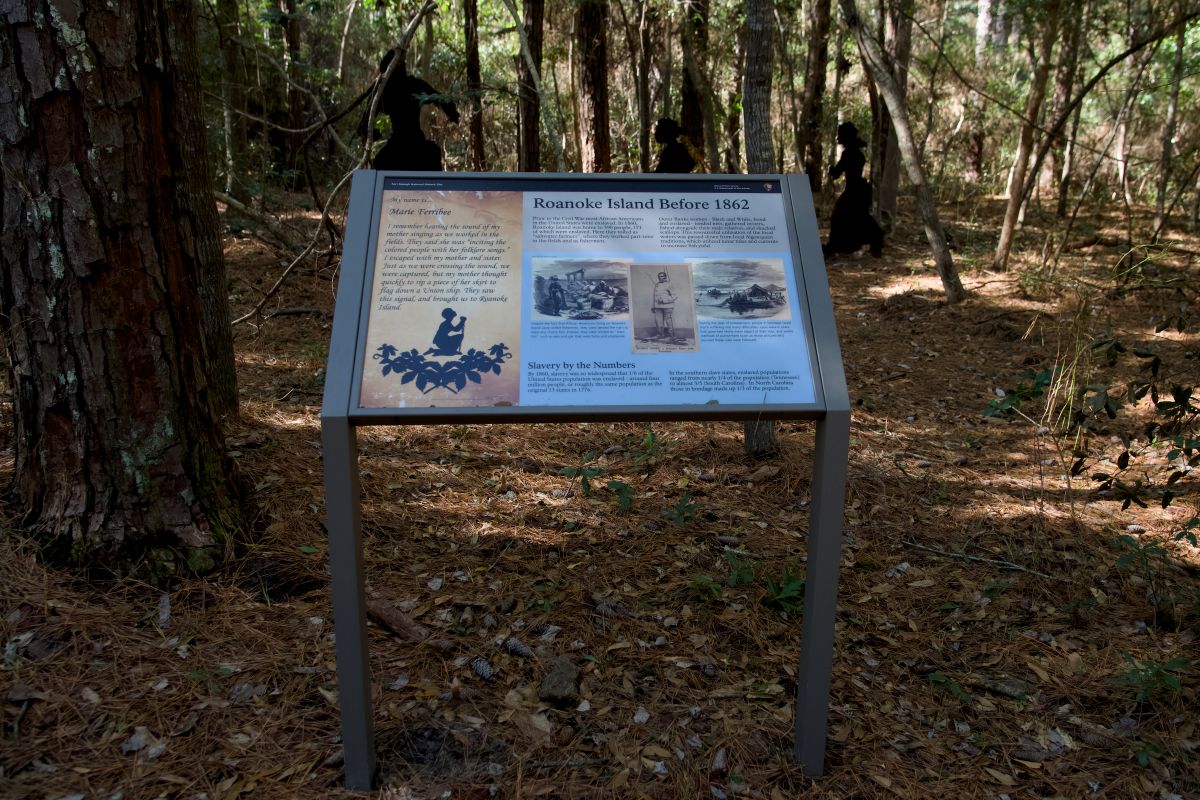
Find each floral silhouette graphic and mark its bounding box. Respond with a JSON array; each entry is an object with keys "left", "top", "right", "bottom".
[{"left": 374, "top": 342, "right": 512, "bottom": 394}]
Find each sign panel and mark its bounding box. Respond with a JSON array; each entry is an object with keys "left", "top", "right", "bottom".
[
  {"left": 322, "top": 171, "right": 850, "bottom": 790},
  {"left": 351, "top": 176, "right": 822, "bottom": 415}
]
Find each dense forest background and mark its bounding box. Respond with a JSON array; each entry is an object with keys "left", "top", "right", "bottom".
[
  {"left": 198, "top": 0, "right": 1200, "bottom": 236},
  {"left": 3, "top": 1, "right": 1200, "bottom": 798}
]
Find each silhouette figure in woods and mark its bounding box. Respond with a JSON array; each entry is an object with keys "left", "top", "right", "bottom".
[
  {"left": 653, "top": 118, "right": 696, "bottom": 174},
  {"left": 372, "top": 49, "right": 459, "bottom": 171},
  {"left": 823, "top": 122, "right": 884, "bottom": 258},
  {"left": 425, "top": 308, "right": 467, "bottom": 356}
]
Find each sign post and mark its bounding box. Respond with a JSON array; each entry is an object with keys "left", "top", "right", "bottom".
[{"left": 321, "top": 171, "right": 849, "bottom": 790}]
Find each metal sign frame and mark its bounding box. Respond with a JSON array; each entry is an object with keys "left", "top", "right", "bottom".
[{"left": 321, "top": 171, "right": 849, "bottom": 790}]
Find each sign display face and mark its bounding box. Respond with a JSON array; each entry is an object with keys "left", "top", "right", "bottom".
[
  {"left": 323, "top": 172, "right": 849, "bottom": 790},
  {"left": 351, "top": 175, "right": 822, "bottom": 415}
]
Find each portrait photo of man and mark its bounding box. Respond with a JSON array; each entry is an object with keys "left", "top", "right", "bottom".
[{"left": 630, "top": 264, "right": 698, "bottom": 353}]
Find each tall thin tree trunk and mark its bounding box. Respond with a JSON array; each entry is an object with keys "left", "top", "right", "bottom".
[
  {"left": 724, "top": 21, "right": 746, "bottom": 173},
  {"left": 742, "top": 0, "right": 779, "bottom": 457},
  {"left": 216, "top": 0, "right": 248, "bottom": 201},
  {"left": 1154, "top": 24, "right": 1185, "bottom": 234},
  {"left": 797, "top": 0, "right": 833, "bottom": 189},
  {"left": 744, "top": 0, "right": 775, "bottom": 173},
  {"left": 1043, "top": 1, "right": 1082, "bottom": 193},
  {"left": 827, "top": 15, "right": 848, "bottom": 191},
  {"left": 874, "top": 0, "right": 912, "bottom": 228},
  {"left": 465, "top": 0, "right": 486, "bottom": 170},
  {"left": 281, "top": 0, "right": 305, "bottom": 181},
  {"left": 840, "top": 0, "right": 965, "bottom": 303},
  {"left": 637, "top": 1, "right": 653, "bottom": 172},
  {"left": 576, "top": 0, "right": 611, "bottom": 172},
  {"left": 2, "top": 0, "right": 245, "bottom": 576},
  {"left": 992, "top": 0, "right": 1059, "bottom": 272},
  {"left": 681, "top": 0, "right": 719, "bottom": 171}
]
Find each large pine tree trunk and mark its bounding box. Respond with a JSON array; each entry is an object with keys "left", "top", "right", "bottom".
[
  {"left": 576, "top": 0, "right": 611, "bottom": 172},
  {"left": 1, "top": 0, "right": 245, "bottom": 578}
]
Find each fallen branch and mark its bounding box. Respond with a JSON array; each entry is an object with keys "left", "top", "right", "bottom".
[
  {"left": 366, "top": 597, "right": 430, "bottom": 642},
  {"left": 902, "top": 539, "right": 1063, "bottom": 580},
  {"left": 214, "top": 191, "right": 307, "bottom": 253}
]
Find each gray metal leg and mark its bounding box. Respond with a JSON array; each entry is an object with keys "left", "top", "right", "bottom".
[
  {"left": 322, "top": 417, "right": 375, "bottom": 791},
  {"left": 794, "top": 409, "right": 851, "bottom": 776}
]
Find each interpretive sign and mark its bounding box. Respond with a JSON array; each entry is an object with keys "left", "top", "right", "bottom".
[
  {"left": 322, "top": 172, "right": 849, "bottom": 791},
  {"left": 345, "top": 175, "right": 827, "bottom": 420}
]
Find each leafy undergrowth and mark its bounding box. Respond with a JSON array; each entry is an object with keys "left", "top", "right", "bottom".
[{"left": 2, "top": 199, "right": 1198, "bottom": 799}]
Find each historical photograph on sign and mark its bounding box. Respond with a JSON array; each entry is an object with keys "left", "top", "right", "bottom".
[
  {"left": 690, "top": 258, "right": 791, "bottom": 320},
  {"left": 629, "top": 263, "right": 699, "bottom": 353},
  {"left": 530, "top": 258, "right": 631, "bottom": 320},
  {"left": 359, "top": 189, "right": 523, "bottom": 408}
]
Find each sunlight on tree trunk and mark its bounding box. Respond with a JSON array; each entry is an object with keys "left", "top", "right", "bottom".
[
  {"left": 993, "top": 0, "right": 1059, "bottom": 272},
  {"left": 839, "top": 0, "right": 964, "bottom": 304}
]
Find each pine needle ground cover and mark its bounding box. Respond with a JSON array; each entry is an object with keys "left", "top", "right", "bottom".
[{"left": 2, "top": 200, "right": 1197, "bottom": 799}]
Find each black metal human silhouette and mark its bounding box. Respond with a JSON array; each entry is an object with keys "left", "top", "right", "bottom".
[
  {"left": 653, "top": 118, "right": 696, "bottom": 174},
  {"left": 373, "top": 50, "right": 460, "bottom": 171},
  {"left": 823, "top": 122, "right": 884, "bottom": 258},
  {"left": 425, "top": 308, "right": 466, "bottom": 356}
]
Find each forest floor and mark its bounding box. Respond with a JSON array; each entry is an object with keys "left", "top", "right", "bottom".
[{"left": 2, "top": 193, "right": 1198, "bottom": 800}]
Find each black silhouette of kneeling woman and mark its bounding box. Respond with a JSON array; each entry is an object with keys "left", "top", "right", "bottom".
[
  {"left": 823, "top": 122, "right": 884, "bottom": 258},
  {"left": 373, "top": 49, "right": 460, "bottom": 171},
  {"left": 653, "top": 118, "right": 696, "bottom": 174},
  {"left": 425, "top": 308, "right": 466, "bottom": 356}
]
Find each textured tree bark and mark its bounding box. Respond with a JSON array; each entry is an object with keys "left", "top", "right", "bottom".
[
  {"left": 741, "top": 0, "right": 779, "bottom": 458},
  {"left": 797, "top": 0, "right": 832, "bottom": 190},
  {"left": 743, "top": 0, "right": 775, "bottom": 174},
  {"left": 840, "top": 0, "right": 965, "bottom": 304},
  {"left": 464, "top": 0, "right": 487, "bottom": 171},
  {"left": 576, "top": 0, "right": 611, "bottom": 172},
  {"left": 0, "top": 0, "right": 244, "bottom": 578},
  {"left": 993, "top": 0, "right": 1059, "bottom": 272},
  {"left": 680, "top": 0, "right": 718, "bottom": 171},
  {"left": 506, "top": 0, "right": 556, "bottom": 171}
]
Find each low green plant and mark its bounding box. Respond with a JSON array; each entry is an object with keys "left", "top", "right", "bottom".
[
  {"left": 1118, "top": 654, "right": 1189, "bottom": 703},
  {"left": 927, "top": 671, "right": 972, "bottom": 703},
  {"left": 984, "top": 368, "right": 1055, "bottom": 417},
  {"left": 724, "top": 551, "right": 755, "bottom": 587},
  {"left": 688, "top": 574, "right": 722, "bottom": 600},
  {"left": 762, "top": 568, "right": 805, "bottom": 614},
  {"left": 663, "top": 494, "right": 698, "bottom": 526},
  {"left": 606, "top": 480, "right": 635, "bottom": 510},
  {"left": 559, "top": 451, "right": 603, "bottom": 494},
  {"left": 631, "top": 428, "right": 677, "bottom": 468},
  {"left": 1172, "top": 515, "right": 1199, "bottom": 547}
]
